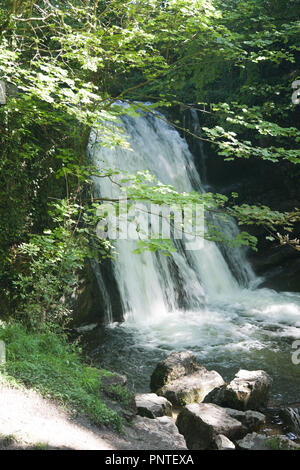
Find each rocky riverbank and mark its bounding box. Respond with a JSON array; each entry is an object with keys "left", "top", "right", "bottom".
[
  {"left": 124, "top": 351, "right": 300, "bottom": 450},
  {"left": 1, "top": 349, "right": 299, "bottom": 451}
]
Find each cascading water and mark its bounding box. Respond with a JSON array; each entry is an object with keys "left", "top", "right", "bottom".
[
  {"left": 88, "top": 105, "right": 300, "bottom": 402},
  {"left": 188, "top": 107, "right": 257, "bottom": 288}
]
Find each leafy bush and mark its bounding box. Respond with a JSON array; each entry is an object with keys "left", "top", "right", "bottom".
[{"left": 12, "top": 199, "right": 110, "bottom": 329}]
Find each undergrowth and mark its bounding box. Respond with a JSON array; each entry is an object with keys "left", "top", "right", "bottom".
[{"left": 0, "top": 322, "right": 123, "bottom": 431}]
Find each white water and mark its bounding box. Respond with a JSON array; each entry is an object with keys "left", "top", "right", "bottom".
[{"left": 89, "top": 106, "right": 300, "bottom": 397}]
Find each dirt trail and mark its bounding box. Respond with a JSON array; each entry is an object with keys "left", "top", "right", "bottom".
[
  {"left": 0, "top": 384, "right": 129, "bottom": 450},
  {"left": 0, "top": 383, "right": 188, "bottom": 450}
]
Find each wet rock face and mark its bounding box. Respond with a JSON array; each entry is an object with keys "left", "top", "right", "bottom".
[
  {"left": 71, "top": 259, "right": 123, "bottom": 327},
  {"left": 190, "top": 127, "right": 300, "bottom": 294},
  {"left": 204, "top": 369, "right": 272, "bottom": 411},
  {"left": 70, "top": 261, "right": 105, "bottom": 326},
  {"left": 135, "top": 393, "right": 173, "bottom": 419},
  {"left": 176, "top": 403, "right": 245, "bottom": 450},
  {"left": 150, "top": 351, "right": 225, "bottom": 406},
  {"left": 258, "top": 254, "right": 300, "bottom": 293},
  {"left": 278, "top": 407, "right": 300, "bottom": 435}
]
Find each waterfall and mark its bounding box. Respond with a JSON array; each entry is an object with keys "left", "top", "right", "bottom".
[
  {"left": 90, "top": 105, "right": 257, "bottom": 324},
  {"left": 188, "top": 108, "right": 257, "bottom": 288},
  {"left": 88, "top": 104, "right": 300, "bottom": 401}
]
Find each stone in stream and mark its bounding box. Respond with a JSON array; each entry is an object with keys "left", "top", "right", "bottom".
[
  {"left": 215, "top": 434, "right": 236, "bottom": 450},
  {"left": 225, "top": 408, "right": 266, "bottom": 432},
  {"left": 158, "top": 370, "right": 225, "bottom": 406},
  {"left": 204, "top": 369, "right": 272, "bottom": 410},
  {"left": 176, "top": 403, "right": 245, "bottom": 450},
  {"left": 236, "top": 432, "right": 300, "bottom": 451},
  {"left": 151, "top": 351, "right": 225, "bottom": 406},
  {"left": 278, "top": 407, "right": 300, "bottom": 435},
  {"left": 150, "top": 351, "right": 205, "bottom": 392},
  {"left": 135, "top": 393, "right": 172, "bottom": 419}
]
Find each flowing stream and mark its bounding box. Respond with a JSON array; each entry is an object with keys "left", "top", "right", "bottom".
[{"left": 88, "top": 106, "right": 300, "bottom": 403}]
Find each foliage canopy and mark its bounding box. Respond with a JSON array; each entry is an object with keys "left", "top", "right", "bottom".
[{"left": 0, "top": 0, "right": 299, "bottom": 326}]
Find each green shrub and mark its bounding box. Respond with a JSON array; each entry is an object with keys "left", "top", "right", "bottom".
[{"left": 0, "top": 322, "right": 123, "bottom": 431}]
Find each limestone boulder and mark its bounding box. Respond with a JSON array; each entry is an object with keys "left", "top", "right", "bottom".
[
  {"left": 225, "top": 408, "right": 266, "bottom": 432},
  {"left": 151, "top": 351, "right": 225, "bottom": 406},
  {"left": 158, "top": 369, "right": 225, "bottom": 406},
  {"left": 150, "top": 351, "right": 204, "bottom": 392},
  {"left": 131, "top": 416, "right": 187, "bottom": 450},
  {"left": 204, "top": 369, "right": 272, "bottom": 410},
  {"left": 176, "top": 403, "right": 245, "bottom": 450},
  {"left": 135, "top": 393, "right": 172, "bottom": 419},
  {"left": 215, "top": 434, "right": 236, "bottom": 450}
]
